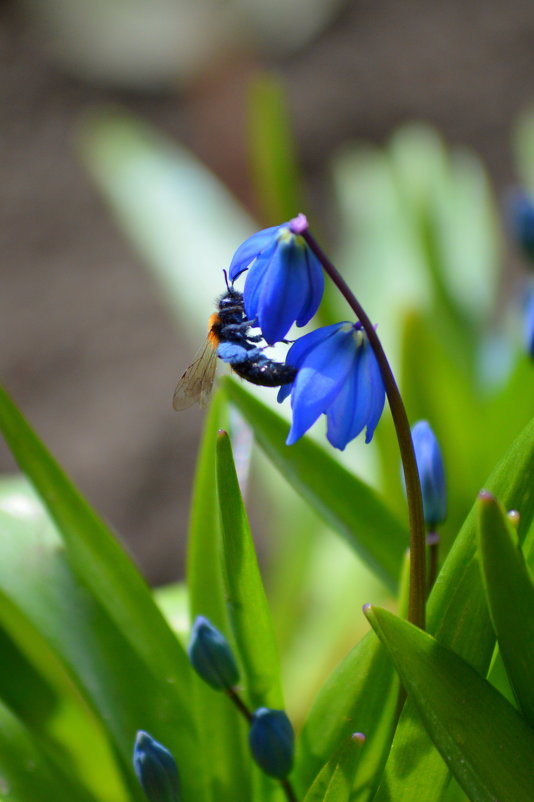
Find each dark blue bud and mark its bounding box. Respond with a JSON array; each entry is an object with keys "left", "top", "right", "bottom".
[
  {"left": 188, "top": 616, "right": 239, "bottom": 690},
  {"left": 411, "top": 420, "right": 447, "bottom": 527},
  {"left": 508, "top": 190, "right": 534, "bottom": 263},
  {"left": 133, "top": 731, "right": 181, "bottom": 802},
  {"left": 524, "top": 291, "right": 534, "bottom": 359},
  {"left": 249, "top": 708, "right": 294, "bottom": 778}
]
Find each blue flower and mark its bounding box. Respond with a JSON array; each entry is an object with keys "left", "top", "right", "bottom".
[
  {"left": 411, "top": 420, "right": 446, "bottom": 527},
  {"left": 508, "top": 190, "right": 534, "bottom": 264},
  {"left": 187, "top": 616, "right": 240, "bottom": 690},
  {"left": 133, "top": 731, "right": 181, "bottom": 802},
  {"left": 277, "top": 322, "right": 386, "bottom": 450},
  {"left": 228, "top": 214, "right": 324, "bottom": 345},
  {"left": 248, "top": 708, "right": 294, "bottom": 779}
]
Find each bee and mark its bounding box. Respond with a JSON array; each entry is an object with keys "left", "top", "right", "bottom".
[{"left": 173, "top": 285, "right": 296, "bottom": 411}]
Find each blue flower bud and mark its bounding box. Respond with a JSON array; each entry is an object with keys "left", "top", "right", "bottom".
[
  {"left": 524, "top": 290, "right": 534, "bottom": 359},
  {"left": 508, "top": 190, "right": 534, "bottom": 264},
  {"left": 249, "top": 708, "right": 294, "bottom": 778},
  {"left": 411, "top": 420, "right": 447, "bottom": 527},
  {"left": 133, "top": 731, "right": 181, "bottom": 802},
  {"left": 187, "top": 616, "right": 239, "bottom": 690}
]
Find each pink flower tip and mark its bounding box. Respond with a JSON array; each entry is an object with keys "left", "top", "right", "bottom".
[{"left": 289, "top": 213, "right": 308, "bottom": 235}]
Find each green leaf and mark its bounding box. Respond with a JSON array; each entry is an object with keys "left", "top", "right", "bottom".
[
  {"left": 0, "top": 701, "right": 101, "bottom": 802},
  {"left": 366, "top": 605, "right": 534, "bottom": 802},
  {"left": 478, "top": 491, "right": 534, "bottom": 727},
  {"left": 185, "top": 391, "right": 251, "bottom": 802},
  {"left": 296, "top": 632, "right": 397, "bottom": 801},
  {"left": 0, "top": 478, "right": 146, "bottom": 800},
  {"left": 303, "top": 734, "right": 366, "bottom": 802},
  {"left": 0, "top": 387, "right": 205, "bottom": 799},
  {"left": 248, "top": 74, "right": 301, "bottom": 223},
  {"left": 216, "top": 430, "right": 283, "bottom": 709},
  {"left": 373, "top": 416, "right": 534, "bottom": 802},
  {"left": 224, "top": 379, "right": 408, "bottom": 591}
]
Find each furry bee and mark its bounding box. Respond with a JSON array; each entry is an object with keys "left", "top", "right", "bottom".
[{"left": 173, "top": 287, "right": 296, "bottom": 411}]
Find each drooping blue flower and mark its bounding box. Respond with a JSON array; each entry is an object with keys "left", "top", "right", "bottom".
[
  {"left": 133, "top": 731, "right": 181, "bottom": 802},
  {"left": 248, "top": 708, "right": 294, "bottom": 779},
  {"left": 228, "top": 214, "right": 324, "bottom": 345},
  {"left": 411, "top": 420, "right": 447, "bottom": 527},
  {"left": 508, "top": 190, "right": 534, "bottom": 264},
  {"left": 187, "top": 615, "right": 239, "bottom": 690},
  {"left": 277, "top": 322, "right": 386, "bottom": 450}
]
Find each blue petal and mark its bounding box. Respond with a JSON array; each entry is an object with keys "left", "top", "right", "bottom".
[
  {"left": 228, "top": 224, "right": 285, "bottom": 281},
  {"left": 295, "top": 248, "right": 324, "bottom": 327},
  {"left": 243, "top": 239, "right": 279, "bottom": 321},
  {"left": 326, "top": 346, "right": 369, "bottom": 449},
  {"left": 256, "top": 241, "right": 309, "bottom": 344},
  {"left": 363, "top": 344, "right": 385, "bottom": 443},
  {"left": 277, "top": 381, "right": 293, "bottom": 403},
  {"left": 286, "top": 323, "right": 348, "bottom": 369},
  {"left": 286, "top": 327, "right": 357, "bottom": 445}
]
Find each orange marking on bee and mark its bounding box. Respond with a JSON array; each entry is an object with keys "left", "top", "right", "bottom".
[{"left": 207, "top": 313, "right": 221, "bottom": 347}]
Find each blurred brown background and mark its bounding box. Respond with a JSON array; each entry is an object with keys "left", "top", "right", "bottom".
[{"left": 1, "top": 0, "right": 533, "bottom": 584}]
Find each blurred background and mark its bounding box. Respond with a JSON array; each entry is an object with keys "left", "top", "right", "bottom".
[{"left": 1, "top": 0, "right": 533, "bottom": 587}]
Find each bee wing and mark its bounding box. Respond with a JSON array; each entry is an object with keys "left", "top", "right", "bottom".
[{"left": 173, "top": 339, "right": 218, "bottom": 411}]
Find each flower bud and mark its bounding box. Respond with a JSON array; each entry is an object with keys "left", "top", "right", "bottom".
[
  {"left": 411, "top": 420, "right": 447, "bottom": 527},
  {"left": 249, "top": 708, "right": 294, "bottom": 778},
  {"left": 508, "top": 190, "right": 534, "bottom": 264},
  {"left": 524, "top": 290, "right": 534, "bottom": 359},
  {"left": 187, "top": 616, "right": 239, "bottom": 690},
  {"left": 133, "top": 731, "right": 181, "bottom": 802}
]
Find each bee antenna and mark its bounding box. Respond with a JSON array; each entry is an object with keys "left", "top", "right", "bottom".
[{"left": 222, "top": 269, "right": 231, "bottom": 291}]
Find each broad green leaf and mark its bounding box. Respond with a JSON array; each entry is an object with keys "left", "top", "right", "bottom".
[
  {"left": 366, "top": 605, "right": 534, "bottom": 802},
  {"left": 224, "top": 379, "right": 408, "bottom": 590},
  {"left": 0, "top": 701, "right": 101, "bottom": 802},
  {"left": 296, "top": 631, "right": 397, "bottom": 801},
  {"left": 248, "top": 74, "right": 302, "bottom": 223},
  {"left": 0, "top": 479, "right": 144, "bottom": 801},
  {"left": 0, "top": 387, "right": 204, "bottom": 799},
  {"left": 187, "top": 389, "right": 228, "bottom": 626},
  {"left": 185, "top": 391, "right": 250, "bottom": 802},
  {"left": 478, "top": 492, "right": 534, "bottom": 727},
  {"left": 303, "top": 734, "right": 366, "bottom": 802},
  {"left": 373, "top": 416, "right": 534, "bottom": 802},
  {"left": 216, "top": 430, "right": 283, "bottom": 709}
]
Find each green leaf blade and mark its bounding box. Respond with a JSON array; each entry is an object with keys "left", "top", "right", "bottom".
[
  {"left": 224, "top": 379, "right": 408, "bottom": 590},
  {"left": 303, "top": 734, "right": 366, "bottom": 802},
  {"left": 296, "top": 631, "right": 397, "bottom": 802},
  {"left": 366, "top": 605, "right": 534, "bottom": 802},
  {"left": 478, "top": 491, "right": 534, "bottom": 727},
  {"left": 373, "top": 415, "right": 534, "bottom": 802},
  {"left": 216, "top": 429, "right": 283, "bottom": 709}
]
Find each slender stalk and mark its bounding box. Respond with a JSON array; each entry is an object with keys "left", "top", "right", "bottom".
[
  {"left": 225, "top": 688, "right": 298, "bottom": 802},
  {"left": 225, "top": 686, "right": 253, "bottom": 722},
  {"left": 299, "top": 224, "right": 427, "bottom": 630},
  {"left": 426, "top": 530, "right": 440, "bottom": 595}
]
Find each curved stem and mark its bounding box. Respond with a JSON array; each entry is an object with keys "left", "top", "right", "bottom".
[{"left": 301, "top": 227, "right": 426, "bottom": 630}]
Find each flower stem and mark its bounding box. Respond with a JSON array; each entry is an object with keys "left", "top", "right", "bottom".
[
  {"left": 426, "top": 530, "right": 440, "bottom": 596},
  {"left": 225, "top": 688, "right": 298, "bottom": 802},
  {"left": 300, "top": 226, "right": 427, "bottom": 630}
]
